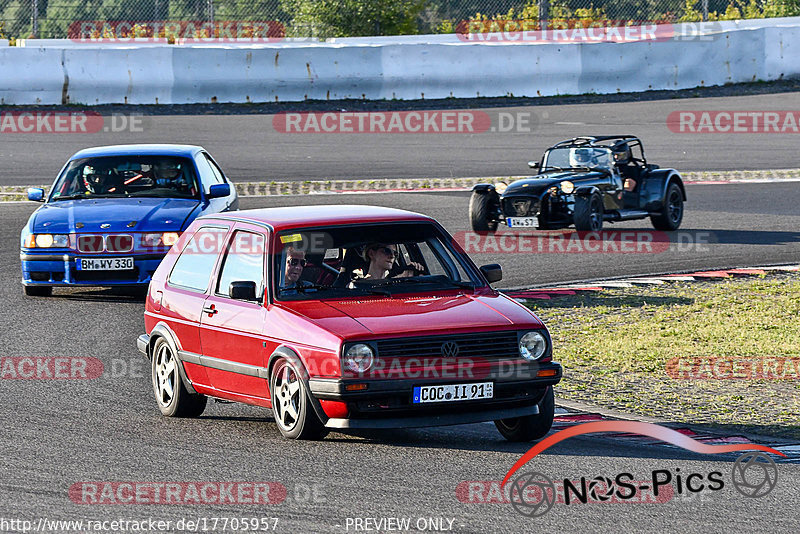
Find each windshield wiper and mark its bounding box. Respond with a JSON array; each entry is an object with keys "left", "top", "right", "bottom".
[
  {"left": 52, "top": 194, "right": 86, "bottom": 201},
  {"left": 542, "top": 166, "right": 609, "bottom": 173},
  {"left": 370, "top": 277, "right": 432, "bottom": 288},
  {"left": 291, "top": 283, "right": 329, "bottom": 293}
]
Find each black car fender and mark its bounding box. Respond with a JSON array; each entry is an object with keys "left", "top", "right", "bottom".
[
  {"left": 472, "top": 183, "right": 500, "bottom": 197},
  {"left": 640, "top": 169, "right": 686, "bottom": 212},
  {"left": 574, "top": 185, "right": 601, "bottom": 198}
]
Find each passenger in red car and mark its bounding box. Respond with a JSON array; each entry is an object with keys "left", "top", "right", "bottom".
[{"left": 362, "top": 243, "right": 422, "bottom": 279}]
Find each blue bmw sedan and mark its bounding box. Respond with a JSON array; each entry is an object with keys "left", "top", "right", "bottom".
[{"left": 20, "top": 144, "right": 238, "bottom": 296}]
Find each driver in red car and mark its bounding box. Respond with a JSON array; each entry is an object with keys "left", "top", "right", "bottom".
[{"left": 281, "top": 247, "right": 314, "bottom": 293}]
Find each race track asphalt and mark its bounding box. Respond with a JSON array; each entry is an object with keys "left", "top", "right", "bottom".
[{"left": 2, "top": 91, "right": 800, "bottom": 186}]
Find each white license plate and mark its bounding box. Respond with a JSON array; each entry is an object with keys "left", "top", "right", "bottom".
[
  {"left": 76, "top": 257, "right": 134, "bottom": 271},
  {"left": 507, "top": 217, "right": 538, "bottom": 228},
  {"left": 412, "top": 382, "right": 494, "bottom": 404}
]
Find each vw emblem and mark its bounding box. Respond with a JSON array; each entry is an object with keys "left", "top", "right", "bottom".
[
  {"left": 441, "top": 341, "right": 459, "bottom": 358},
  {"left": 100, "top": 223, "right": 111, "bottom": 229}
]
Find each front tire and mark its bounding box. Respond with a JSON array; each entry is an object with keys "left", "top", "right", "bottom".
[
  {"left": 494, "top": 387, "right": 555, "bottom": 442},
  {"left": 269, "top": 358, "right": 327, "bottom": 440},
  {"left": 469, "top": 191, "right": 498, "bottom": 233},
  {"left": 24, "top": 285, "right": 52, "bottom": 297},
  {"left": 151, "top": 337, "right": 207, "bottom": 418},
  {"left": 573, "top": 192, "right": 604, "bottom": 231},
  {"left": 650, "top": 182, "right": 684, "bottom": 231}
]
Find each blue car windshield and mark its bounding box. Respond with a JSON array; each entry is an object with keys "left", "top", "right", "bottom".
[{"left": 50, "top": 156, "right": 200, "bottom": 200}]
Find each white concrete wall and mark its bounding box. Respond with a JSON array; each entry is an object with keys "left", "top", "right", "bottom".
[{"left": 0, "top": 18, "right": 798, "bottom": 105}]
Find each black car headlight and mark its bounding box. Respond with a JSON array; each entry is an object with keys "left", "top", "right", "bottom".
[{"left": 519, "top": 331, "right": 547, "bottom": 361}]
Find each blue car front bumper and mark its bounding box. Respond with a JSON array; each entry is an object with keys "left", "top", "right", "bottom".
[{"left": 21, "top": 251, "right": 166, "bottom": 286}]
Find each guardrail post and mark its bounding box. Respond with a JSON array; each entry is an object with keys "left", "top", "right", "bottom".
[
  {"left": 538, "top": 0, "right": 549, "bottom": 28},
  {"left": 31, "top": 0, "right": 39, "bottom": 37}
]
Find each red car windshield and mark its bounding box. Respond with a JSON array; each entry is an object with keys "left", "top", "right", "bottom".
[
  {"left": 51, "top": 155, "right": 200, "bottom": 200},
  {"left": 274, "top": 223, "right": 480, "bottom": 300}
]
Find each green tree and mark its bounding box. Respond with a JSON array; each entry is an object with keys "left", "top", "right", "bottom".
[
  {"left": 40, "top": 0, "right": 103, "bottom": 38},
  {"left": 0, "top": 0, "right": 34, "bottom": 38},
  {"left": 280, "top": 0, "right": 427, "bottom": 37}
]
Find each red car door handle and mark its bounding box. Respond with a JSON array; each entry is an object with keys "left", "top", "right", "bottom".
[{"left": 203, "top": 304, "right": 218, "bottom": 316}]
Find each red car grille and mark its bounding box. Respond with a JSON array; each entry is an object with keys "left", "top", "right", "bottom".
[
  {"left": 376, "top": 331, "right": 520, "bottom": 360},
  {"left": 105, "top": 234, "right": 133, "bottom": 252},
  {"left": 77, "top": 235, "right": 104, "bottom": 253}
]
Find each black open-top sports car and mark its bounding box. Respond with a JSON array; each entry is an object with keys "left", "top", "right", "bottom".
[{"left": 469, "top": 136, "right": 686, "bottom": 232}]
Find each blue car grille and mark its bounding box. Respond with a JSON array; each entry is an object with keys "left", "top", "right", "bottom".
[{"left": 77, "top": 234, "right": 133, "bottom": 253}]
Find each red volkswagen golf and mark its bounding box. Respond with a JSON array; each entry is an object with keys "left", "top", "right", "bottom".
[{"left": 137, "top": 206, "right": 562, "bottom": 440}]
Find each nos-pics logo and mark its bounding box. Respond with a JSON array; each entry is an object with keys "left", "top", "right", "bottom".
[{"left": 502, "top": 421, "right": 783, "bottom": 517}]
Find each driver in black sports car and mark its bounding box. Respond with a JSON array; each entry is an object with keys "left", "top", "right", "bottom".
[{"left": 570, "top": 147, "right": 612, "bottom": 169}]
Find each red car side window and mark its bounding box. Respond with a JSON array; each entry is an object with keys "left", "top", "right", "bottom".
[
  {"left": 167, "top": 226, "right": 228, "bottom": 292},
  {"left": 215, "top": 231, "right": 266, "bottom": 298}
]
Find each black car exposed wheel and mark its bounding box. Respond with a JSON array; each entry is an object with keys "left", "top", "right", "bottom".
[
  {"left": 23, "top": 286, "right": 52, "bottom": 297},
  {"left": 469, "top": 191, "right": 498, "bottom": 233},
  {"left": 151, "top": 337, "right": 207, "bottom": 418},
  {"left": 651, "top": 182, "right": 684, "bottom": 231},
  {"left": 573, "top": 192, "right": 604, "bottom": 231},
  {"left": 269, "top": 358, "right": 328, "bottom": 440},
  {"left": 494, "top": 387, "right": 555, "bottom": 442}
]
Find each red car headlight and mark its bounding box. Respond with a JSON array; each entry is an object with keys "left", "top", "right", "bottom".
[{"left": 343, "top": 344, "right": 375, "bottom": 373}]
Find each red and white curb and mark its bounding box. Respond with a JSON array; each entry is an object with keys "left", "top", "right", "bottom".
[
  {"left": 503, "top": 264, "right": 800, "bottom": 300},
  {"left": 553, "top": 410, "right": 800, "bottom": 463}
]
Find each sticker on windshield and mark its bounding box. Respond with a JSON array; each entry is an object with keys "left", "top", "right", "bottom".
[{"left": 280, "top": 233, "right": 303, "bottom": 244}]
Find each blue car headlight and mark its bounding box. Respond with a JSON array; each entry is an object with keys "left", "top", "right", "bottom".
[
  {"left": 141, "top": 232, "right": 181, "bottom": 248},
  {"left": 22, "top": 229, "right": 69, "bottom": 248}
]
